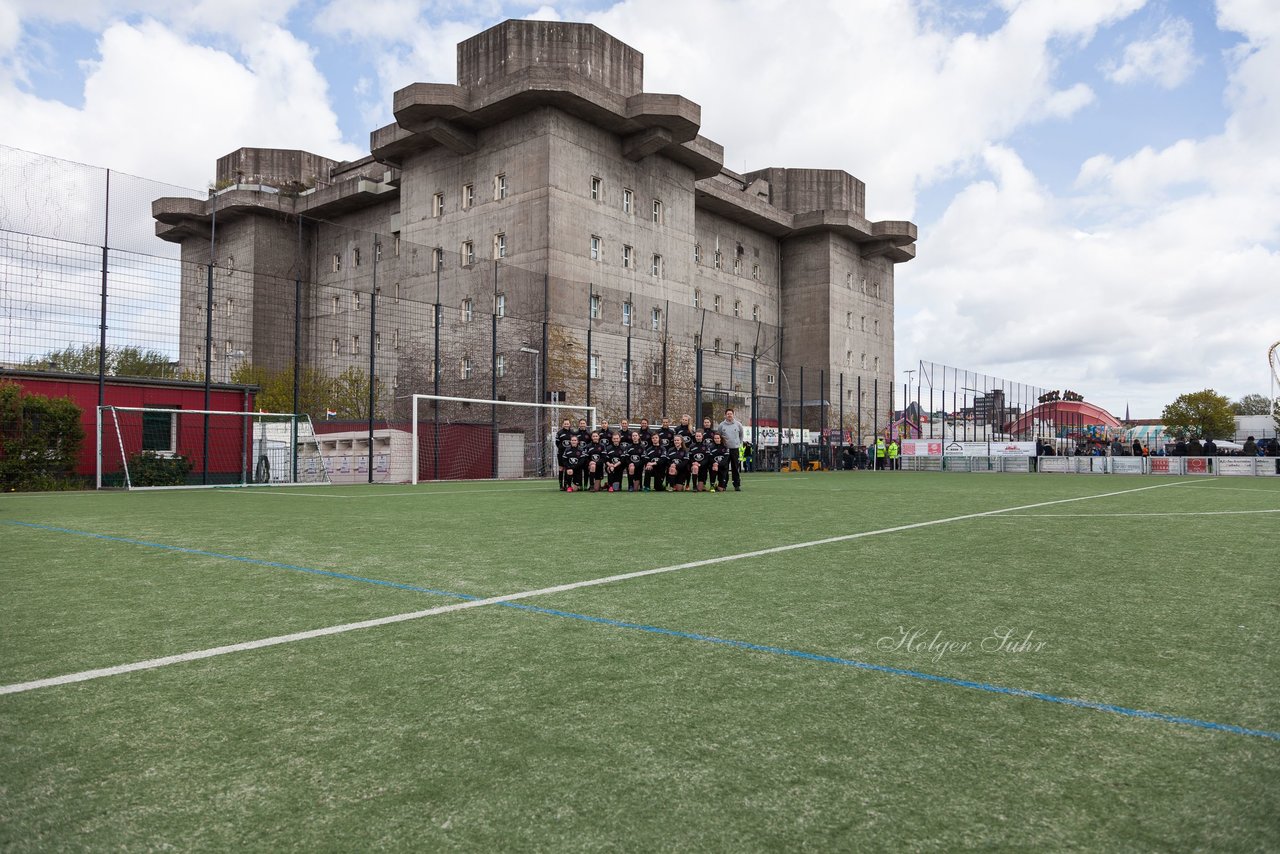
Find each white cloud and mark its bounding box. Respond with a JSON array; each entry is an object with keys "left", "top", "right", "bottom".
[
  {"left": 0, "top": 18, "right": 362, "bottom": 190},
  {"left": 901, "top": 3, "right": 1280, "bottom": 416},
  {"left": 1103, "top": 16, "right": 1200, "bottom": 89}
]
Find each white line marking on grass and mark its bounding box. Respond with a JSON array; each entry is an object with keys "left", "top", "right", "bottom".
[
  {"left": 996, "top": 509, "right": 1280, "bottom": 518},
  {"left": 0, "top": 479, "right": 1197, "bottom": 695},
  {"left": 233, "top": 485, "right": 555, "bottom": 498}
]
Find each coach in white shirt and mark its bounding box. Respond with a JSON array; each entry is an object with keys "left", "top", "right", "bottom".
[{"left": 716, "top": 408, "right": 745, "bottom": 491}]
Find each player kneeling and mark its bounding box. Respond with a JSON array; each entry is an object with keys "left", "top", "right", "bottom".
[
  {"left": 642, "top": 433, "right": 666, "bottom": 491},
  {"left": 709, "top": 432, "right": 731, "bottom": 492},
  {"left": 560, "top": 435, "right": 586, "bottom": 492},
  {"left": 666, "top": 435, "right": 691, "bottom": 491}
]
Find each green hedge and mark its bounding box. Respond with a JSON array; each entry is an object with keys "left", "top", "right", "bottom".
[
  {"left": 127, "top": 451, "right": 192, "bottom": 487},
  {"left": 0, "top": 381, "right": 85, "bottom": 492}
]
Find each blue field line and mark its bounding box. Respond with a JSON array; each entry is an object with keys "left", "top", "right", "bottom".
[
  {"left": 2, "top": 520, "right": 480, "bottom": 602},
  {"left": 8, "top": 518, "right": 1277, "bottom": 742}
]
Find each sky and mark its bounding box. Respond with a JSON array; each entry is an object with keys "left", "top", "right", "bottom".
[{"left": 1, "top": 0, "right": 1277, "bottom": 417}]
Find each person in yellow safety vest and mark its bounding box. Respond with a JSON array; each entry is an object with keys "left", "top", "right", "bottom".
[
  {"left": 888, "top": 439, "right": 899, "bottom": 470},
  {"left": 875, "top": 437, "right": 887, "bottom": 470}
]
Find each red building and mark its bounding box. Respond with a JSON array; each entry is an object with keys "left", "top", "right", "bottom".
[{"left": 1, "top": 370, "right": 257, "bottom": 485}]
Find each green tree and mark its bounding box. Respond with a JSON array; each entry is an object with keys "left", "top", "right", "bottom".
[
  {"left": 23, "top": 344, "right": 177, "bottom": 378},
  {"left": 1161, "top": 389, "right": 1236, "bottom": 440},
  {"left": 1230, "top": 393, "right": 1273, "bottom": 415},
  {"left": 0, "top": 381, "right": 85, "bottom": 491},
  {"left": 230, "top": 362, "right": 334, "bottom": 422},
  {"left": 328, "top": 366, "right": 385, "bottom": 420}
]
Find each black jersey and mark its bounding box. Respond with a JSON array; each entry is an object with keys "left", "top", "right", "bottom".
[
  {"left": 626, "top": 443, "right": 645, "bottom": 467},
  {"left": 555, "top": 429, "right": 575, "bottom": 457},
  {"left": 658, "top": 428, "right": 674, "bottom": 448},
  {"left": 689, "top": 443, "right": 710, "bottom": 467},
  {"left": 666, "top": 448, "right": 690, "bottom": 469},
  {"left": 642, "top": 444, "right": 666, "bottom": 467},
  {"left": 604, "top": 442, "right": 628, "bottom": 465},
  {"left": 637, "top": 428, "right": 653, "bottom": 445},
  {"left": 562, "top": 447, "right": 587, "bottom": 470},
  {"left": 674, "top": 424, "right": 693, "bottom": 444},
  {"left": 709, "top": 443, "right": 731, "bottom": 467},
  {"left": 586, "top": 442, "right": 607, "bottom": 466}
]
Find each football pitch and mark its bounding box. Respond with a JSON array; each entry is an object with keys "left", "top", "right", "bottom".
[{"left": 2, "top": 472, "right": 1277, "bottom": 850}]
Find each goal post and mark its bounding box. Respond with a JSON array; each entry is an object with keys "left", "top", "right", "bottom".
[
  {"left": 97, "top": 406, "right": 330, "bottom": 490},
  {"left": 410, "top": 394, "right": 596, "bottom": 483}
]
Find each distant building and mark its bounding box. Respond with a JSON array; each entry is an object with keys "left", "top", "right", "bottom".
[{"left": 153, "top": 19, "right": 915, "bottom": 423}]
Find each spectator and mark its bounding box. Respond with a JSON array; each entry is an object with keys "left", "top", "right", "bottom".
[
  {"left": 1203, "top": 437, "right": 1218, "bottom": 456},
  {"left": 1242, "top": 436, "right": 1258, "bottom": 456},
  {"left": 1131, "top": 438, "right": 1143, "bottom": 456},
  {"left": 1188, "top": 437, "right": 1203, "bottom": 455}
]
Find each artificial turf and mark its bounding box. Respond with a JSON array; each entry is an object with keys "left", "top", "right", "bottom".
[{"left": 1, "top": 472, "right": 1277, "bottom": 850}]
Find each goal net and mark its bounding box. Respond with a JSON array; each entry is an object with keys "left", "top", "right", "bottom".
[
  {"left": 411, "top": 394, "right": 596, "bottom": 483},
  {"left": 98, "top": 406, "right": 330, "bottom": 490}
]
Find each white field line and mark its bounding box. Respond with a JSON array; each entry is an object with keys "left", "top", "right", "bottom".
[
  {"left": 1, "top": 479, "right": 1197, "bottom": 696},
  {"left": 231, "top": 486, "right": 554, "bottom": 498},
  {"left": 997, "top": 509, "right": 1280, "bottom": 518}
]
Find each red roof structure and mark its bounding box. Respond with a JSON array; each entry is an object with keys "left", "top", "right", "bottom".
[{"left": 1003, "top": 400, "right": 1122, "bottom": 436}]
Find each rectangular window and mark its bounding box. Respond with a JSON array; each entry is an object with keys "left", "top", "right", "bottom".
[
  {"left": 375, "top": 242, "right": 382, "bottom": 262},
  {"left": 461, "top": 357, "right": 472, "bottom": 379},
  {"left": 713, "top": 338, "right": 722, "bottom": 355},
  {"left": 393, "top": 328, "right": 400, "bottom": 349},
  {"left": 651, "top": 254, "right": 662, "bottom": 277},
  {"left": 861, "top": 315, "right": 867, "bottom": 332},
  {"left": 752, "top": 304, "right": 760, "bottom": 322},
  {"left": 734, "top": 341, "right": 740, "bottom": 356},
  {"left": 590, "top": 235, "right": 601, "bottom": 261},
  {"left": 331, "top": 253, "right": 341, "bottom": 273},
  {"left": 495, "top": 354, "right": 506, "bottom": 378},
  {"left": 622, "top": 188, "right": 632, "bottom": 214},
  {"left": 590, "top": 354, "right": 601, "bottom": 379},
  {"left": 651, "top": 362, "right": 662, "bottom": 383},
  {"left": 590, "top": 176, "right": 601, "bottom": 200},
  {"left": 766, "top": 373, "right": 776, "bottom": 385},
  {"left": 141, "top": 406, "right": 176, "bottom": 453},
  {"left": 622, "top": 302, "right": 632, "bottom": 327},
  {"left": 395, "top": 281, "right": 401, "bottom": 302},
  {"left": 733, "top": 300, "right": 741, "bottom": 318},
  {"left": 462, "top": 241, "right": 475, "bottom": 266},
  {"left": 652, "top": 199, "right": 663, "bottom": 224},
  {"left": 693, "top": 289, "right": 700, "bottom": 308},
  {"left": 462, "top": 298, "right": 473, "bottom": 323},
  {"left": 874, "top": 319, "right": 880, "bottom": 334},
  {"left": 353, "top": 291, "right": 362, "bottom": 311},
  {"left": 651, "top": 307, "right": 662, "bottom": 330},
  {"left": 495, "top": 293, "right": 506, "bottom": 318},
  {"left": 433, "top": 192, "right": 445, "bottom": 217},
  {"left": 394, "top": 233, "right": 401, "bottom": 257},
  {"left": 225, "top": 298, "right": 234, "bottom": 317},
  {"left": 495, "top": 173, "right": 507, "bottom": 200},
  {"left": 331, "top": 338, "right": 339, "bottom": 356},
  {"left": 714, "top": 251, "right": 722, "bottom": 270},
  {"left": 224, "top": 339, "right": 233, "bottom": 358},
  {"left": 375, "top": 332, "right": 381, "bottom": 351},
  {"left": 332, "top": 295, "right": 340, "bottom": 315},
  {"left": 860, "top": 353, "right": 867, "bottom": 369},
  {"left": 494, "top": 233, "right": 506, "bottom": 259},
  {"left": 733, "top": 257, "right": 742, "bottom": 275},
  {"left": 753, "top": 263, "right": 760, "bottom": 280},
  {"left": 350, "top": 335, "right": 359, "bottom": 355},
  {"left": 713, "top": 294, "right": 722, "bottom": 313},
  {"left": 463, "top": 183, "right": 474, "bottom": 208},
  {"left": 590, "top": 294, "right": 601, "bottom": 319},
  {"left": 431, "top": 247, "right": 443, "bottom": 272},
  {"left": 846, "top": 312, "right": 852, "bottom": 328},
  {"left": 694, "top": 244, "right": 701, "bottom": 264},
  {"left": 622, "top": 244, "right": 633, "bottom": 268},
  {"left": 353, "top": 248, "right": 361, "bottom": 267},
  {"left": 875, "top": 356, "right": 880, "bottom": 371},
  {"left": 621, "top": 359, "right": 630, "bottom": 380}
]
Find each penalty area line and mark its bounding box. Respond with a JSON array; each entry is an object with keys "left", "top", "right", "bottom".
[{"left": 0, "top": 479, "right": 1197, "bottom": 696}]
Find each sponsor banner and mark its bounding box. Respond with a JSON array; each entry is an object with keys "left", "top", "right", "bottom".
[
  {"left": 1148, "top": 457, "right": 1176, "bottom": 475},
  {"left": 1217, "top": 458, "right": 1257, "bottom": 476},
  {"left": 1184, "top": 457, "right": 1211, "bottom": 475},
  {"left": 992, "top": 442, "right": 1037, "bottom": 457},
  {"left": 1110, "top": 457, "right": 1145, "bottom": 474},
  {"left": 900, "top": 441, "right": 943, "bottom": 456},
  {"left": 1037, "top": 457, "right": 1068, "bottom": 472}
]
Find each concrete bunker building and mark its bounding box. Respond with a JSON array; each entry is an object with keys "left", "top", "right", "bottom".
[{"left": 153, "top": 19, "right": 916, "bottom": 427}]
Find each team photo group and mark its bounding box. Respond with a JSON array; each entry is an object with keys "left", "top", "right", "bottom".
[{"left": 555, "top": 410, "right": 745, "bottom": 493}]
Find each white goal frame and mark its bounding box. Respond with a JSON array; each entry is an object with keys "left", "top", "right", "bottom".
[
  {"left": 410, "top": 394, "right": 596, "bottom": 484},
  {"left": 97, "top": 406, "right": 330, "bottom": 490}
]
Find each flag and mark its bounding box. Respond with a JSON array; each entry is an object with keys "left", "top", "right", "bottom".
[{"left": 325, "top": 409, "right": 337, "bottom": 420}]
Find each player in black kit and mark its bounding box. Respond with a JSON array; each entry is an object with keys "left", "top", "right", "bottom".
[
  {"left": 625, "top": 430, "right": 645, "bottom": 492},
  {"left": 555, "top": 418, "right": 576, "bottom": 490},
  {"left": 603, "top": 432, "right": 628, "bottom": 492},
  {"left": 560, "top": 435, "right": 587, "bottom": 492},
  {"left": 641, "top": 432, "right": 666, "bottom": 491},
  {"left": 708, "top": 431, "right": 731, "bottom": 492},
  {"left": 585, "top": 430, "right": 606, "bottom": 492},
  {"left": 666, "top": 434, "right": 691, "bottom": 491}
]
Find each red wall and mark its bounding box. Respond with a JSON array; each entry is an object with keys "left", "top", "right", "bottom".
[{"left": 5, "top": 374, "right": 255, "bottom": 478}]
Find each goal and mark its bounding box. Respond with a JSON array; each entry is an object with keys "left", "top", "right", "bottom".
[
  {"left": 411, "top": 394, "right": 596, "bottom": 483},
  {"left": 97, "top": 406, "right": 330, "bottom": 490}
]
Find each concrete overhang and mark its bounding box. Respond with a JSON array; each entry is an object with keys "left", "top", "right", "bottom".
[
  {"left": 152, "top": 178, "right": 399, "bottom": 243},
  {"left": 694, "top": 179, "right": 794, "bottom": 237},
  {"left": 377, "top": 71, "right": 721, "bottom": 178}
]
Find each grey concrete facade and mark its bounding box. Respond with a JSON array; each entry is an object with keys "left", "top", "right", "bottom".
[{"left": 154, "top": 18, "right": 915, "bottom": 425}]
